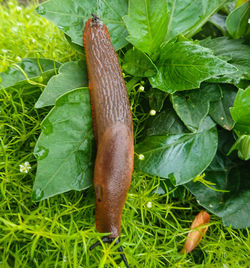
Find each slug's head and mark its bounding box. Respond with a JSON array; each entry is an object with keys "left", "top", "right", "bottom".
[
  {"left": 83, "top": 14, "right": 110, "bottom": 49},
  {"left": 90, "top": 14, "right": 103, "bottom": 27}
]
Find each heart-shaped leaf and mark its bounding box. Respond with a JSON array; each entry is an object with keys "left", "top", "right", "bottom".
[
  {"left": 135, "top": 116, "right": 218, "bottom": 185},
  {"left": 33, "top": 88, "right": 94, "bottom": 201}
]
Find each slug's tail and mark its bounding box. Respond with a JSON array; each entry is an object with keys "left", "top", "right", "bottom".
[{"left": 90, "top": 237, "right": 130, "bottom": 268}]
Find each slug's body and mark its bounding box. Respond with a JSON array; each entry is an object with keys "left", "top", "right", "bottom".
[{"left": 83, "top": 16, "right": 134, "bottom": 238}]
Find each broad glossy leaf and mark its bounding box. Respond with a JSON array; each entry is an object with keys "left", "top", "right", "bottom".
[
  {"left": 165, "top": 0, "right": 228, "bottom": 41},
  {"left": 226, "top": 1, "right": 250, "bottom": 39},
  {"left": 148, "top": 88, "right": 168, "bottom": 112},
  {"left": 209, "top": 84, "right": 236, "bottom": 130},
  {"left": 200, "top": 37, "right": 250, "bottom": 82},
  {"left": 0, "top": 58, "right": 60, "bottom": 90},
  {"left": 149, "top": 41, "right": 236, "bottom": 93},
  {"left": 186, "top": 130, "right": 250, "bottom": 228},
  {"left": 230, "top": 86, "right": 250, "bottom": 135},
  {"left": 33, "top": 88, "right": 94, "bottom": 201},
  {"left": 145, "top": 105, "right": 188, "bottom": 136},
  {"left": 122, "top": 48, "right": 157, "bottom": 77},
  {"left": 37, "top": 0, "right": 128, "bottom": 50},
  {"left": 35, "top": 61, "right": 88, "bottom": 108},
  {"left": 171, "top": 83, "right": 222, "bottom": 132},
  {"left": 123, "top": 0, "right": 168, "bottom": 57},
  {"left": 135, "top": 117, "right": 218, "bottom": 185}
]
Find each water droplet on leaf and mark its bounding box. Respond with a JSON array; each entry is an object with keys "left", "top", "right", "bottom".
[
  {"left": 58, "top": 25, "right": 69, "bottom": 31},
  {"left": 36, "top": 6, "right": 46, "bottom": 15},
  {"left": 41, "top": 120, "right": 53, "bottom": 135},
  {"left": 32, "top": 188, "right": 44, "bottom": 201},
  {"left": 34, "top": 146, "right": 49, "bottom": 160}
]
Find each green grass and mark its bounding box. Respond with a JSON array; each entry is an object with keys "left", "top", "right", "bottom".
[{"left": 0, "top": 1, "right": 250, "bottom": 267}]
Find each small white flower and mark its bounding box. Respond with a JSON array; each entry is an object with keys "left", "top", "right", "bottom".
[
  {"left": 31, "top": 38, "right": 36, "bottom": 43},
  {"left": 147, "top": 201, "right": 152, "bottom": 208},
  {"left": 138, "top": 154, "right": 144, "bottom": 160},
  {"left": 149, "top": 109, "right": 156, "bottom": 116},
  {"left": 209, "top": 204, "right": 213, "bottom": 208},
  {"left": 1, "top": 49, "right": 8, "bottom": 53},
  {"left": 16, "top": 56, "right": 22, "bottom": 62},
  {"left": 26, "top": 14, "right": 30, "bottom": 19},
  {"left": 16, "top": 6, "right": 22, "bottom": 12},
  {"left": 138, "top": 85, "right": 144, "bottom": 92},
  {"left": 19, "top": 162, "right": 31, "bottom": 173}
]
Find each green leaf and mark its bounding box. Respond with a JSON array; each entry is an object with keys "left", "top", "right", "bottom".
[
  {"left": 65, "top": 34, "right": 84, "bottom": 54},
  {"left": 200, "top": 37, "right": 250, "bottom": 82},
  {"left": 165, "top": 0, "right": 228, "bottom": 41},
  {"left": 186, "top": 130, "right": 250, "bottom": 228},
  {"left": 135, "top": 117, "right": 218, "bottom": 185},
  {"left": 209, "top": 13, "right": 227, "bottom": 34},
  {"left": 230, "top": 86, "right": 250, "bottom": 135},
  {"left": 36, "top": 0, "right": 128, "bottom": 50},
  {"left": 209, "top": 84, "right": 236, "bottom": 130},
  {"left": 226, "top": 1, "right": 250, "bottom": 39},
  {"left": 228, "top": 134, "right": 250, "bottom": 160},
  {"left": 0, "top": 58, "right": 60, "bottom": 90},
  {"left": 228, "top": 86, "right": 250, "bottom": 160},
  {"left": 149, "top": 41, "right": 236, "bottom": 93},
  {"left": 33, "top": 88, "right": 94, "bottom": 201},
  {"left": 148, "top": 88, "right": 168, "bottom": 112},
  {"left": 123, "top": 0, "right": 168, "bottom": 56},
  {"left": 145, "top": 104, "right": 188, "bottom": 136},
  {"left": 171, "top": 83, "right": 222, "bottom": 132},
  {"left": 122, "top": 48, "right": 157, "bottom": 77},
  {"left": 35, "top": 61, "right": 88, "bottom": 108}
]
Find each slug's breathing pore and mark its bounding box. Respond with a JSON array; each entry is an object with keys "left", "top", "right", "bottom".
[{"left": 83, "top": 15, "right": 134, "bottom": 267}]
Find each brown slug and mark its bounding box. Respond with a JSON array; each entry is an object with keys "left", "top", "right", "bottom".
[{"left": 83, "top": 14, "right": 134, "bottom": 267}]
